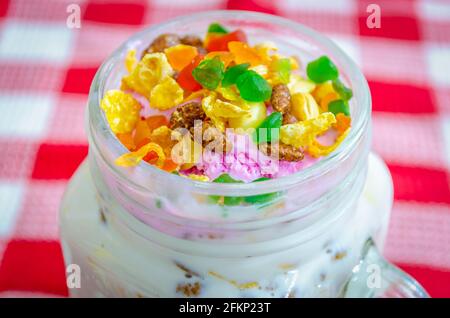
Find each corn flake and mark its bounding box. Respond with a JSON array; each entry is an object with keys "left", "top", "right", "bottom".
[
  {"left": 308, "top": 128, "right": 350, "bottom": 157},
  {"left": 125, "top": 49, "right": 137, "bottom": 73},
  {"left": 122, "top": 53, "right": 174, "bottom": 98},
  {"left": 280, "top": 112, "right": 336, "bottom": 149},
  {"left": 100, "top": 90, "right": 141, "bottom": 134},
  {"left": 150, "top": 76, "right": 183, "bottom": 110}
]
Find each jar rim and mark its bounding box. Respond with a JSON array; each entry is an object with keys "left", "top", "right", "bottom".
[{"left": 88, "top": 10, "right": 371, "bottom": 195}]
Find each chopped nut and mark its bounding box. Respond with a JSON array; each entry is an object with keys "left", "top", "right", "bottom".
[
  {"left": 176, "top": 282, "right": 201, "bottom": 297},
  {"left": 142, "top": 33, "right": 180, "bottom": 57},
  {"left": 271, "top": 84, "right": 291, "bottom": 114},
  {"left": 169, "top": 101, "right": 206, "bottom": 130},
  {"left": 190, "top": 121, "right": 231, "bottom": 153},
  {"left": 333, "top": 251, "right": 347, "bottom": 261},
  {"left": 259, "top": 142, "right": 304, "bottom": 162},
  {"left": 282, "top": 113, "right": 297, "bottom": 125},
  {"left": 180, "top": 35, "right": 206, "bottom": 54}
]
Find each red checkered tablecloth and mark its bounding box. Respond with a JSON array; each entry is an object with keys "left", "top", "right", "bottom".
[{"left": 0, "top": 0, "right": 449, "bottom": 298}]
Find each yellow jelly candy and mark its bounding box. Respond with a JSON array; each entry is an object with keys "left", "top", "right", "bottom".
[
  {"left": 122, "top": 53, "right": 174, "bottom": 98},
  {"left": 312, "top": 81, "right": 335, "bottom": 104},
  {"left": 125, "top": 49, "right": 137, "bottom": 73},
  {"left": 254, "top": 42, "right": 278, "bottom": 64},
  {"left": 164, "top": 44, "right": 198, "bottom": 71},
  {"left": 280, "top": 112, "right": 336, "bottom": 149},
  {"left": 228, "top": 41, "right": 262, "bottom": 67},
  {"left": 150, "top": 76, "right": 184, "bottom": 110},
  {"left": 291, "top": 92, "right": 320, "bottom": 121},
  {"left": 287, "top": 74, "right": 316, "bottom": 94},
  {"left": 205, "top": 51, "right": 235, "bottom": 68},
  {"left": 100, "top": 90, "right": 141, "bottom": 134},
  {"left": 115, "top": 142, "right": 165, "bottom": 167}
]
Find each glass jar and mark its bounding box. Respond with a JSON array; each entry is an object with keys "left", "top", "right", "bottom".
[{"left": 59, "top": 11, "right": 428, "bottom": 298}]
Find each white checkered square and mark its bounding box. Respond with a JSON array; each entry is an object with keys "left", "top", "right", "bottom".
[
  {"left": 442, "top": 115, "right": 450, "bottom": 170},
  {"left": 0, "top": 181, "right": 24, "bottom": 237},
  {"left": 417, "top": 0, "right": 450, "bottom": 22},
  {"left": 279, "top": 0, "right": 356, "bottom": 14},
  {"left": 0, "top": 94, "right": 54, "bottom": 138},
  {"left": 425, "top": 44, "right": 450, "bottom": 87},
  {"left": 0, "top": 20, "right": 74, "bottom": 63}
]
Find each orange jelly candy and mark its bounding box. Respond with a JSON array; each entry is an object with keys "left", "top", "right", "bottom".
[
  {"left": 165, "top": 44, "right": 199, "bottom": 71},
  {"left": 228, "top": 41, "right": 262, "bottom": 67}
]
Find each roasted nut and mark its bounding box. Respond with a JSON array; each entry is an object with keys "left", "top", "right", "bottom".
[
  {"left": 180, "top": 35, "right": 206, "bottom": 54},
  {"left": 190, "top": 121, "right": 231, "bottom": 153},
  {"left": 169, "top": 101, "right": 206, "bottom": 130},
  {"left": 259, "top": 142, "right": 304, "bottom": 162},
  {"left": 271, "top": 84, "right": 291, "bottom": 114},
  {"left": 282, "top": 113, "right": 297, "bottom": 125},
  {"left": 142, "top": 33, "right": 180, "bottom": 57}
]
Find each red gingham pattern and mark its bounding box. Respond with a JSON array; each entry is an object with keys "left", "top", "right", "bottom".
[{"left": 0, "top": 0, "right": 449, "bottom": 298}]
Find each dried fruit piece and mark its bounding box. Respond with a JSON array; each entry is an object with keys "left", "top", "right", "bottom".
[
  {"left": 142, "top": 33, "right": 180, "bottom": 56},
  {"left": 271, "top": 84, "right": 291, "bottom": 114},
  {"left": 328, "top": 99, "right": 350, "bottom": 116},
  {"left": 169, "top": 101, "right": 206, "bottom": 130},
  {"left": 207, "top": 23, "right": 228, "bottom": 34},
  {"left": 206, "top": 29, "right": 247, "bottom": 52},
  {"left": 146, "top": 115, "right": 169, "bottom": 131},
  {"left": 177, "top": 55, "right": 203, "bottom": 92},
  {"left": 334, "top": 113, "right": 351, "bottom": 135},
  {"left": 100, "top": 90, "right": 141, "bottom": 134},
  {"left": 306, "top": 55, "right": 339, "bottom": 83},
  {"left": 204, "top": 51, "right": 234, "bottom": 68},
  {"left": 320, "top": 92, "right": 340, "bottom": 111},
  {"left": 270, "top": 58, "right": 291, "bottom": 84},
  {"left": 164, "top": 44, "right": 198, "bottom": 71},
  {"left": 150, "top": 76, "right": 184, "bottom": 110},
  {"left": 280, "top": 112, "right": 336, "bottom": 149},
  {"left": 259, "top": 142, "right": 304, "bottom": 162},
  {"left": 291, "top": 92, "right": 320, "bottom": 121},
  {"left": 122, "top": 53, "right": 174, "bottom": 98},
  {"left": 222, "top": 63, "right": 250, "bottom": 87},
  {"left": 332, "top": 78, "right": 353, "bottom": 101},
  {"left": 115, "top": 142, "right": 165, "bottom": 167},
  {"left": 192, "top": 57, "right": 225, "bottom": 90},
  {"left": 254, "top": 112, "right": 282, "bottom": 144},
  {"left": 228, "top": 41, "right": 262, "bottom": 66},
  {"left": 116, "top": 132, "right": 135, "bottom": 151},
  {"left": 236, "top": 70, "right": 272, "bottom": 102}
]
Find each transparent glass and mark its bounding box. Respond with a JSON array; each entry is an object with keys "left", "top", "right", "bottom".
[{"left": 59, "top": 11, "right": 428, "bottom": 298}]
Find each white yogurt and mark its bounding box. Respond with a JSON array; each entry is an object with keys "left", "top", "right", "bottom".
[{"left": 60, "top": 153, "right": 392, "bottom": 297}]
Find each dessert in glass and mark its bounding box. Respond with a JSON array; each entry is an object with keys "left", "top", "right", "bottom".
[{"left": 60, "top": 11, "right": 428, "bottom": 298}]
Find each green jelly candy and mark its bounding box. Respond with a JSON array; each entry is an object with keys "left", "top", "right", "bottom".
[
  {"left": 272, "top": 58, "right": 291, "bottom": 84},
  {"left": 207, "top": 23, "right": 228, "bottom": 34},
  {"left": 332, "top": 79, "right": 353, "bottom": 101},
  {"left": 254, "top": 112, "right": 282, "bottom": 144},
  {"left": 213, "top": 173, "right": 241, "bottom": 183},
  {"left": 212, "top": 174, "right": 243, "bottom": 206},
  {"left": 244, "top": 177, "right": 280, "bottom": 204},
  {"left": 306, "top": 56, "right": 339, "bottom": 83},
  {"left": 222, "top": 63, "right": 250, "bottom": 87},
  {"left": 236, "top": 70, "right": 272, "bottom": 102},
  {"left": 328, "top": 99, "right": 350, "bottom": 116},
  {"left": 192, "top": 57, "right": 225, "bottom": 90}
]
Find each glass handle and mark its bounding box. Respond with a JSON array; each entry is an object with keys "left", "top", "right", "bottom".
[{"left": 342, "top": 238, "right": 429, "bottom": 298}]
